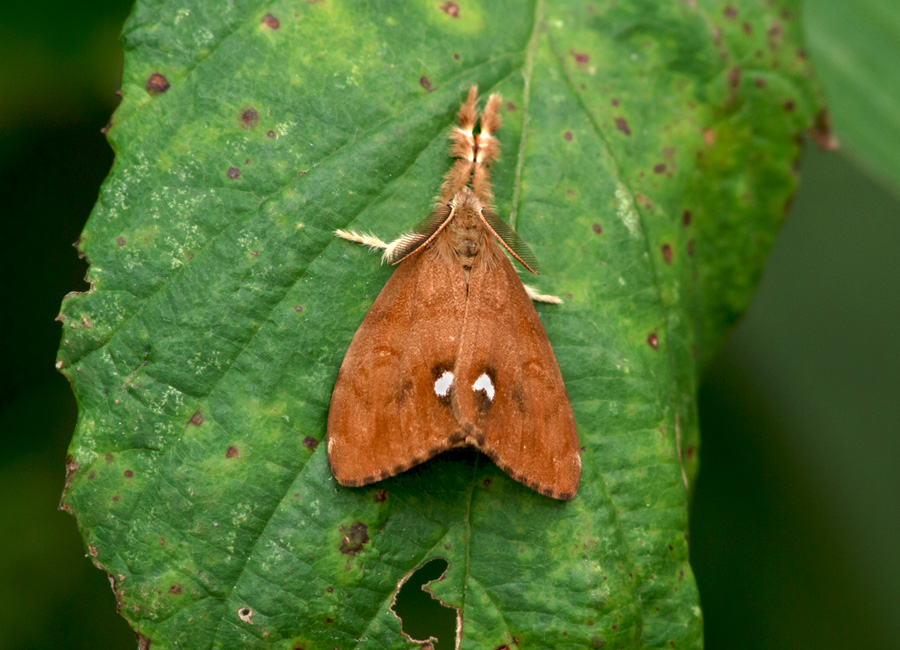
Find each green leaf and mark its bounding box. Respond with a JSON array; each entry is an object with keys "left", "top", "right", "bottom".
[
  {"left": 804, "top": 0, "right": 900, "bottom": 196},
  {"left": 58, "top": 1, "right": 820, "bottom": 648}
]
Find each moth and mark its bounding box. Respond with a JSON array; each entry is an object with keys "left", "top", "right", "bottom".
[{"left": 327, "top": 86, "right": 580, "bottom": 499}]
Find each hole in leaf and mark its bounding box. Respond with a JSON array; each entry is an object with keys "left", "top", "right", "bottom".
[{"left": 391, "top": 558, "right": 456, "bottom": 649}]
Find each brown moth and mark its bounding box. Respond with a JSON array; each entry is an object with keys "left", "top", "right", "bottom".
[{"left": 327, "top": 86, "right": 580, "bottom": 499}]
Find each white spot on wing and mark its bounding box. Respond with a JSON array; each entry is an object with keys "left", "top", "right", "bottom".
[
  {"left": 472, "top": 373, "right": 495, "bottom": 401},
  {"left": 434, "top": 371, "right": 454, "bottom": 397}
]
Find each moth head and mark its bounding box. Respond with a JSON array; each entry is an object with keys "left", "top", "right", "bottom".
[{"left": 450, "top": 186, "right": 483, "bottom": 212}]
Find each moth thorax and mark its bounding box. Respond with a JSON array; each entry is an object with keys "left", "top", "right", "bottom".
[{"left": 447, "top": 201, "right": 487, "bottom": 272}]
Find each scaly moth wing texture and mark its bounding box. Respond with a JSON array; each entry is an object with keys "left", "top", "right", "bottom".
[
  {"left": 327, "top": 244, "right": 467, "bottom": 486},
  {"left": 452, "top": 240, "right": 580, "bottom": 500}
]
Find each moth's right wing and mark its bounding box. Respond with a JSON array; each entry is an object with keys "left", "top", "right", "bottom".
[
  {"left": 327, "top": 244, "right": 467, "bottom": 487},
  {"left": 452, "top": 242, "right": 580, "bottom": 500}
]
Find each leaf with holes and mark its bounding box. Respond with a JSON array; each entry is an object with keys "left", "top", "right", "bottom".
[{"left": 58, "top": 1, "right": 821, "bottom": 648}]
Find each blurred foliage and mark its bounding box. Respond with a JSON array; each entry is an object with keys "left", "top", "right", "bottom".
[
  {"left": 691, "top": 143, "right": 900, "bottom": 650},
  {"left": 0, "top": 0, "right": 138, "bottom": 647},
  {"left": 804, "top": 0, "right": 900, "bottom": 196},
  {"left": 0, "top": 1, "right": 897, "bottom": 649}
]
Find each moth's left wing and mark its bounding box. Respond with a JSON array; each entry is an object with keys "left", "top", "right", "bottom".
[
  {"left": 327, "top": 244, "right": 467, "bottom": 487},
  {"left": 452, "top": 242, "right": 580, "bottom": 499}
]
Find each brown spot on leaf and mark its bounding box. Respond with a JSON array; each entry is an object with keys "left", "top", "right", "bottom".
[
  {"left": 326, "top": 587, "right": 333, "bottom": 593},
  {"left": 592, "top": 223, "right": 603, "bottom": 234},
  {"left": 419, "top": 76, "right": 432, "bottom": 92},
  {"left": 261, "top": 13, "right": 280, "bottom": 28},
  {"left": 754, "top": 77, "right": 766, "bottom": 88},
  {"left": 124, "top": 470, "right": 134, "bottom": 478},
  {"left": 227, "top": 167, "right": 241, "bottom": 180},
  {"left": 116, "top": 236, "right": 126, "bottom": 246},
  {"left": 339, "top": 521, "right": 369, "bottom": 555},
  {"left": 767, "top": 22, "right": 783, "bottom": 49},
  {"left": 647, "top": 333, "right": 659, "bottom": 350},
  {"left": 653, "top": 163, "right": 666, "bottom": 174},
  {"left": 727, "top": 66, "right": 741, "bottom": 88},
  {"left": 614, "top": 117, "right": 631, "bottom": 135},
  {"left": 783, "top": 100, "right": 796, "bottom": 112},
  {"left": 241, "top": 108, "right": 258, "bottom": 128},
  {"left": 89, "top": 545, "right": 98, "bottom": 556},
  {"left": 742, "top": 21, "right": 753, "bottom": 34},
  {"left": 266, "top": 130, "right": 276, "bottom": 138},
  {"left": 238, "top": 607, "right": 254, "bottom": 623},
  {"left": 635, "top": 193, "right": 652, "bottom": 210},
  {"left": 506, "top": 101, "right": 516, "bottom": 111},
  {"left": 682, "top": 210, "right": 692, "bottom": 227},
  {"left": 169, "top": 584, "right": 182, "bottom": 595},
  {"left": 687, "top": 239, "right": 695, "bottom": 256},
  {"left": 146, "top": 72, "right": 170, "bottom": 95},
  {"left": 703, "top": 129, "right": 715, "bottom": 145},
  {"left": 454, "top": 53, "right": 460, "bottom": 60},
  {"left": 564, "top": 131, "right": 573, "bottom": 141},
  {"left": 611, "top": 97, "right": 620, "bottom": 107},
  {"left": 112, "top": 495, "right": 120, "bottom": 502},
  {"left": 226, "top": 446, "right": 239, "bottom": 459},
  {"left": 88, "top": 471, "right": 96, "bottom": 480},
  {"left": 439, "top": 1, "right": 459, "bottom": 17},
  {"left": 570, "top": 50, "right": 590, "bottom": 64},
  {"left": 662, "top": 244, "right": 673, "bottom": 265},
  {"left": 810, "top": 110, "right": 839, "bottom": 150},
  {"left": 374, "top": 488, "right": 387, "bottom": 503},
  {"left": 303, "top": 436, "right": 319, "bottom": 451},
  {"left": 188, "top": 410, "right": 204, "bottom": 426},
  {"left": 723, "top": 6, "right": 737, "bottom": 19}
]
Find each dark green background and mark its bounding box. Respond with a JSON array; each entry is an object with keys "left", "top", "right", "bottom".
[{"left": 1, "top": 2, "right": 897, "bottom": 649}]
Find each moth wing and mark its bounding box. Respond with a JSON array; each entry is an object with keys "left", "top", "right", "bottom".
[
  {"left": 452, "top": 245, "right": 580, "bottom": 499},
  {"left": 327, "top": 245, "right": 467, "bottom": 486}
]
